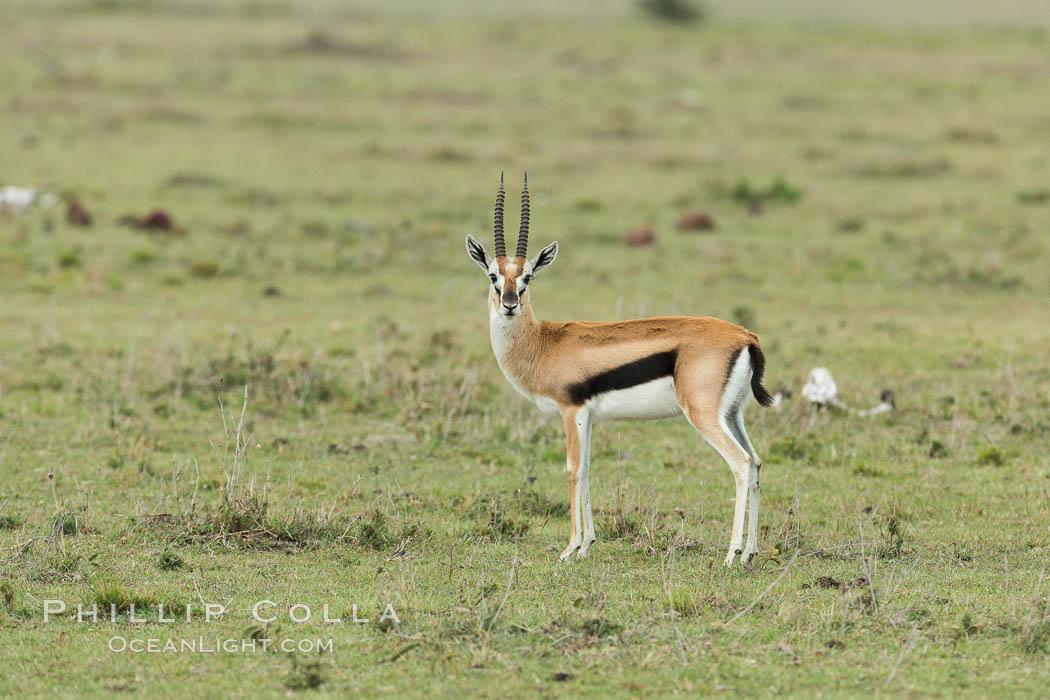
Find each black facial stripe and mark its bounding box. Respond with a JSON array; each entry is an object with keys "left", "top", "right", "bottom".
[{"left": 567, "top": 350, "right": 678, "bottom": 405}]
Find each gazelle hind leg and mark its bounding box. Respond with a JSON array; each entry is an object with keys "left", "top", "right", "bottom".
[
  {"left": 559, "top": 407, "right": 589, "bottom": 562},
  {"left": 730, "top": 406, "right": 762, "bottom": 562},
  {"left": 678, "top": 348, "right": 755, "bottom": 566},
  {"left": 679, "top": 403, "right": 752, "bottom": 566},
  {"left": 708, "top": 425, "right": 751, "bottom": 567}
]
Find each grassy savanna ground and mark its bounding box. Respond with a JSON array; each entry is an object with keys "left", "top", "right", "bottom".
[{"left": 2, "top": 1, "right": 1050, "bottom": 696}]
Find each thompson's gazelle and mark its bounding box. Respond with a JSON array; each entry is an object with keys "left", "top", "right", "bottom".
[{"left": 465, "top": 174, "right": 774, "bottom": 565}]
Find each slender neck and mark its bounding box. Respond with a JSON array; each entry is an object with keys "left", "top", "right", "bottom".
[{"left": 488, "top": 294, "right": 538, "bottom": 363}]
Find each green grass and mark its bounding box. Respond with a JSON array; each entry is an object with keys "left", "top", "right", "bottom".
[{"left": 2, "top": 1, "right": 1050, "bottom": 697}]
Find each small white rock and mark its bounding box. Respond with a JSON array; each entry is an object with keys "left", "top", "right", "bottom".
[
  {"left": 0, "top": 186, "right": 38, "bottom": 212},
  {"left": 801, "top": 367, "right": 837, "bottom": 406}
]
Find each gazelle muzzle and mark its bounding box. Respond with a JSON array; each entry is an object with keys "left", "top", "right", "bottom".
[{"left": 501, "top": 289, "right": 519, "bottom": 310}]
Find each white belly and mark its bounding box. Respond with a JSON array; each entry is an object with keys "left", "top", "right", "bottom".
[
  {"left": 531, "top": 394, "right": 561, "bottom": 417},
  {"left": 588, "top": 376, "right": 682, "bottom": 422}
]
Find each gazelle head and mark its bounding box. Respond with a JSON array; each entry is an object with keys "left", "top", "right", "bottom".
[{"left": 466, "top": 172, "right": 558, "bottom": 318}]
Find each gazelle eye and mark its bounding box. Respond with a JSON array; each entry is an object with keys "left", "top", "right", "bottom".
[
  {"left": 522, "top": 275, "right": 532, "bottom": 285},
  {"left": 488, "top": 274, "right": 497, "bottom": 282}
]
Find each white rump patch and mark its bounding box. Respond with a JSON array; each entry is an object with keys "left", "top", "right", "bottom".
[{"left": 719, "top": 349, "right": 752, "bottom": 427}]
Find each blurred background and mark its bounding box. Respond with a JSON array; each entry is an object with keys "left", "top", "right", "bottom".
[
  {"left": 3, "top": 1, "right": 1048, "bottom": 319},
  {"left": 2, "top": 0, "right": 1048, "bottom": 446},
  {"left": 2, "top": 0, "right": 1048, "bottom": 475}
]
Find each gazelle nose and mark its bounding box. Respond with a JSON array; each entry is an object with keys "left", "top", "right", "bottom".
[{"left": 501, "top": 291, "right": 518, "bottom": 308}]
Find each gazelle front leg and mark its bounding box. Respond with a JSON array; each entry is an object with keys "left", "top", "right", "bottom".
[
  {"left": 576, "top": 414, "right": 596, "bottom": 558},
  {"left": 559, "top": 406, "right": 590, "bottom": 561}
]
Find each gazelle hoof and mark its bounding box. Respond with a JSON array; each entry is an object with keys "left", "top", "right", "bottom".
[{"left": 560, "top": 541, "right": 581, "bottom": 562}]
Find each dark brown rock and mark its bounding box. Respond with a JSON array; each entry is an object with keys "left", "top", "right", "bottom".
[
  {"left": 676, "top": 211, "right": 715, "bottom": 231},
  {"left": 625, "top": 226, "right": 655, "bottom": 246},
  {"left": 120, "top": 209, "right": 174, "bottom": 231},
  {"left": 65, "top": 199, "right": 92, "bottom": 226}
]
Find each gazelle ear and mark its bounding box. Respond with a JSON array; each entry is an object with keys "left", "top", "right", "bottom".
[
  {"left": 529, "top": 241, "right": 558, "bottom": 276},
  {"left": 465, "top": 235, "right": 492, "bottom": 272}
]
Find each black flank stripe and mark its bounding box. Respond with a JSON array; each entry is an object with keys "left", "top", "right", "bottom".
[{"left": 567, "top": 350, "right": 678, "bottom": 405}]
